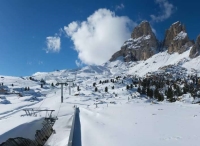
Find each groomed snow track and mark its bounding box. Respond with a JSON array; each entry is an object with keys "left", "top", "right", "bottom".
[{"left": 68, "top": 107, "right": 82, "bottom": 146}]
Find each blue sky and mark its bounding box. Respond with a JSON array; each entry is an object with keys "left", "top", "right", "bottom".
[{"left": 0, "top": 0, "right": 200, "bottom": 76}]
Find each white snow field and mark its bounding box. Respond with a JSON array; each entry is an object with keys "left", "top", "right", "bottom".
[{"left": 1, "top": 48, "right": 200, "bottom": 146}]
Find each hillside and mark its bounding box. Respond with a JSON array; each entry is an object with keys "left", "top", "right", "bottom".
[{"left": 1, "top": 45, "right": 200, "bottom": 145}]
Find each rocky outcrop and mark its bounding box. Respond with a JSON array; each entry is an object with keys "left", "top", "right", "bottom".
[
  {"left": 189, "top": 35, "right": 200, "bottom": 58},
  {"left": 110, "top": 21, "right": 199, "bottom": 63},
  {"left": 110, "top": 21, "right": 158, "bottom": 62},
  {"left": 163, "top": 21, "right": 194, "bottom": 54}
]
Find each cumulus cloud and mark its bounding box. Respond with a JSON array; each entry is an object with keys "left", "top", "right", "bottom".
[
  {"left": 64, "top": 22, "right": 79, "bottom": 36},
  {"left": 64, "top": 8, "right": 135, "bottom": 65},
  {"left": 45, "top": 36, "right": 61, "bottom": 53},
  {"left": 75, "top": 60, "right": 83, "bottom": 67},
  {"left": 150, "top": 0, "right": 175, "bottom": 22},
  {"left": 55, "top": 28, "right": 64, "bottom": 37},
  {"left": 115, "top": 3, "right": 125, "bottom": 10}
]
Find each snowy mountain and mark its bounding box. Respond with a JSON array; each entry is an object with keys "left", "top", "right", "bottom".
[
  {"left": 110, "top": 21, "right": 158, "bottom": 62},
  {"left": 1, "top": 21, "right": 200, "bottom": 146},
  {"left": 110, "top": 21, "right": 199, "bottom": 63}
]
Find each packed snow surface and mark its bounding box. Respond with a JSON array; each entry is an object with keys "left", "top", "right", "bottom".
[{"left": 1, "top": 47, "right": 200, "bottom": 146}]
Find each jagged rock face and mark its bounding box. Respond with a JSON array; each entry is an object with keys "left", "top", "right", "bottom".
[
  {"left": 189, "top": 35, "right": 200, "bottom": 58},
  {"left": 163, "top": 21, "right": 194, "bottom": 54},
  {"left": 131, "top": 21, "right": 156, "bottom": 39},
  {"left": 110, "top": 21, "right": 158, "bottom": 62}
]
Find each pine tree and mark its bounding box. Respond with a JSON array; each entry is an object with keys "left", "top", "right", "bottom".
[
  {"left": 137, "top": 86, "right": 141, "bottom": 93},
  {"left": 126, "top": 85, "right": 129, "bottom": 90},
  {"left": 176, "top": 85, "right": 182, "bottom": 96},
  {"left": 158, "top": 93, "right": 164, "bottom": 101},
  {"left": 147, "top": 88, "right": 150, "bottom": 97},
  {"left": 166, "top": 80, "right": 169, "bottom": 85},
  {"left": 141, "top": 87, "right": 146, "bottom": 94},
  {"left": 167, "top": 87, "right": 171, "bottom": 99},
  {"left": 95, "top": 87, "right": 98, "bottom": 92},
  {"left": 149, "top": 89, "right": 153, "bottom": 99},
  {"left": 183, "top": 83, "right": 189, "bottom": 94},
  {"left": 189, "top": 85, "right": 194, "bottom": 94},
  {"left": 167, "top": 87, "right": 174, "bottom": 102},
  {"left": 165, "top": 90, "right": 168, "bottom": 96},
  {"left": 77, "top": 86, "right": 80, "bottom": 91},
  {"left": 51, "top": 83, "right": 54, "bottom": 86},
  {"left": 154, "top": 88, "right": 159, "bottom": 99},
  {"left": 105, "top": 87, "right": 108, "bottom": 92},
  {"left": 112, "top": 86, "right": 114, "bottom": 89},
  {"left": 40, "top": 79, "right": 46, "bottom": 85},
  {"left": 173, "top": 84, "right": 177, "bottom": 90},
  {"left": 27, "top": 87, "right": 30, "bottom": 91}
]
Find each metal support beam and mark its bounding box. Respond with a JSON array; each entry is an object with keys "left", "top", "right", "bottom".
[
  {"left": 61, "top": 84, "right": 63, "bottom": 103},
  {"left": 69, "top": 86, "right": 71, "bottom": 95},
  {"left": 56, "top": 74, "right": 76, "bottom": 101},
  {"left": 57, "top": 83, "right": 67, "bottom": 103}
]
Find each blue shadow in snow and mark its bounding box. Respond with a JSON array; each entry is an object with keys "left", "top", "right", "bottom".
[{"left": 72, "top": 108, "right": 82, "bottom": 146}]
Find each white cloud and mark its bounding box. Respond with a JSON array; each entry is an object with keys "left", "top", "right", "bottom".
[
  {"left": 64, "top": 22, "right": 79, "bottom": 36},
  {"left": 75, "top": 60, "right": 83, "bottom": 67},
  {"left": 150, "top": 0, "right": 175, "bottom": 22},
  {"left": 45, "top": 36, "right": 61, "bottom": 53},
  {"left": 64, "top": 8, "right": 136, "bottom": 65},
  {"left": 55, "top": 28, "right": 64, "bottom": 37},
  {"left": 115, "top": 3, "right": 125, "bottom": 10}
]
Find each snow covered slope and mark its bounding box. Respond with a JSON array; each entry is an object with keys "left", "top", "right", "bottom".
[
  {"left": 106, "top": 48, "right": 200, "bottom": 77},
  {"left": 1, "top": 47, "right": 200, "bottom": 146}
]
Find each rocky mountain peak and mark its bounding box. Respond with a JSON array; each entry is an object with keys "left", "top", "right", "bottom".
[
  {"left": 196, "top": 34, "right": 200, "bottom": 48},
  {"left": 189, "top": 35, "right": 200, "bottom": 58},
  {"left": 110, "top": 21, "right": 199, "bottom": 63},
  {"left": 110, "top": 21, "right": 158, "bottom": 62},
  {"left": 131, "top": 21, "right": 156, "bottom": 40},
  {"left": 163, "top": 21, "right": 194, "bottom": 54}
]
